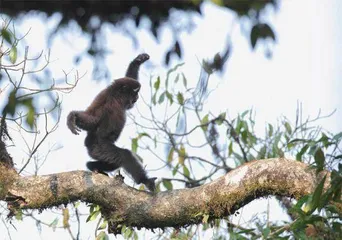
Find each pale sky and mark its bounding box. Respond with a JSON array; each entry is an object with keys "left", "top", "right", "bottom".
[{"left": 1, "top": 0, "right": 341, "bottom": 239}]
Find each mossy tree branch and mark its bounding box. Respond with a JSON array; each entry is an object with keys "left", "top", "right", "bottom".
[{"left": 0, "top": 158, "right": 339, "bottom": 234}]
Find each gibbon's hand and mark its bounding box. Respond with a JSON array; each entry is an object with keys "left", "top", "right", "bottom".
[
  {"left": 67, "top": 112, "right": 81, "bottom": 135},
  {"left": 133, "top": 53, "right": 150, "bottom": 64},
  {"left": 125, "top": 53, "right": 150, "bottom": 80}
]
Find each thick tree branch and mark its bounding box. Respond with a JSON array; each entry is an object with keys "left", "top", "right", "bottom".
[{"left": 0, "top": 158, "right": 339, "bottom": 234}]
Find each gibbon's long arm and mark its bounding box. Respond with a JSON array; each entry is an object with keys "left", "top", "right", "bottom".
[
  {"left": 67, "top": 111, "right": 100, "bottom": 135},
  {"left": 125, "top": 53, "right": 150, "bottom": 80}
]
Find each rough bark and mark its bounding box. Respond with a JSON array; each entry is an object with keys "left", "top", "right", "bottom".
[{"left": 0, "top": 158, "right": 339, "bottom": 234}]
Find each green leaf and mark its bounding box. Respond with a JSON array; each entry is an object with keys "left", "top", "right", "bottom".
[
  {"left": 309, "top": 175, "right": 327, "bottom": 213},
  {"left": 123, "top": 226, "right": 133, "bottom": 239},
  {"left": 162, "top": 179, "right": 173, "bottom": 190},
  {"left": 228, "top": 142, "right": 233, "bottom": 156},
  {"left": 182, "top": 72, "right": 187, "bottom": 88},
  {"left": 138, "top": 132, "right": 151, "bottom": 139},
  {"left": 215, "top": 112, "right": 226, "bottom": 125},
  {"left": 333, "top": 132, "right": 342, "bottom": 141},
  {"left": 318, "top": 133, "right": 330, "bottom": 147},
  {"left": 237, "top": 228, "right": 255, "bottom": 235},
  {"left": 178, "top": 145, "right": 186, "bottom": 165},
  {"left": 262, "top": 227, "right": 270, "bottom": 238},
  {"left": 131, "top": 138, "right": 138, "bottom": 153},
  {"left": 86, "top": 210, "right": 100, "bottom": 222},
  {"left": 62, "top": 208, "right": 70, "bottom": 228},
  {"left": 201, "top": 114, "right": 209, "bottom": 131},
  {"left": 248, "top": 132, "right": 257, "bottom": 147},
  {"left": 4, "top": 90, "right": 18, "bottom": 115},
  {"left": 257, "top": 145, "right": 267, "bottom": 159},
  {"left": 26, "top": 106, "right": 35, "bottom": 128},
  {"left": 288, "top": 138, "right": 308, "bottom": 144},
  {"left": 89, "top": 204, "right": 94, "bottom": 213},
  {"left": 1, "top": 28, "right": 12, "bottom": 44},
  {"left": 183, "top": 165, "right": 190, "bottom": 178},
  {"left": 177, "top": 92, "right": 184, "bottom": 105},
  {"left": 332, "top": 223, "right": 342, "bottom": 237},
  {"left": 291, "top": 195, "right": 309, "bottom": 215},
  {"left": 241, "top": 130, "right": 248, "bottom": 144},
  {"left": 158, "top": 91, "right": 165, "bottom": 104},
  {"left": 98, "top": 220, "right": 108, "bottom": 230},
  {"left": 49, "top": 218, "right": 59, "bottom": 230},
  {"left": 96, "top": 231, "right": 109, "bottom": 240},
  {"left": 314, "top": 147, "right": 325, "bottom": 172},
  {"left": 202, "top": 214, "right": 209, "bottom": 223},
  {"left": 202, "top": 59, "right": 213, "bottom": 74},
  {"left": 9, "top": 46, "right": 17, "bottom": 64},
  {"left": 326, "top": 205, "right": 340, "bottom": 214},
  {"left": 165, "top": 91, "right": 173, "bottom": 105},
  {"left": 296, "top": 144, "right": 309, "bottom": 161},
  {"left": 308, "top": 145, "right": 318, "bottom": 155},
  {"left": 284, "top": 121, "right": 292, "bottom": 135},
  {"left": 235, "top": 118, "right": 242, "bottom": 134},
  {"left": 154, "top": 76, "right": 160, "bottom": 90},
  {"left": 15, "top": 209, "right": 23, "bottom": 220},
  {"left": 167, "top": 147, "right": 174, "bottom": 164},
  {"left": 268, "top": 123, "right": 273, "bottom": 137},
  {"left": 174, "top": 73, "right": 180, "bottom": 83},
  {"left": 18, "top": 97, "right": 36, "bottom": 128},
  {"left": 172, "top": 163, "right": 179, "bottom": 176},
  {"left": 240, "top": 110, "right": 249, "bottom": 118}
]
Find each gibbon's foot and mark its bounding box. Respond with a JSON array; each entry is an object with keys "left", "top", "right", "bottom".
[
  {"left": 134, "top": 53, "right": 150, "bottom": 64},
  {"left": 92, "top": 169, "right": 109, "bottom": 176},
  {"left": 142, "top": 177, "right": 157, "bottom": 192}
]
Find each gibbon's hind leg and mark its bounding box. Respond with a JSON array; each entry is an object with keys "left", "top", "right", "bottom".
[
  {"left": 125, "top": 53, "right": 150, "bottom": 80},
  {"left": 85, "top": 133, "right": 156, "bottom": 191},
  {"left": 86, "top": 161, "right": 117, "bottom": 176},
  {"left": 85, "top": 134, "right": 123, "bottom": 168},
  {"left": 120, "top": 149, "right": 156, "bottom": 192}
]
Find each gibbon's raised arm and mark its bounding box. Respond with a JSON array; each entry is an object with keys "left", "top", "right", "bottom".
[{"left": 125, "top": 53, "right": 149, "bottom": 80}]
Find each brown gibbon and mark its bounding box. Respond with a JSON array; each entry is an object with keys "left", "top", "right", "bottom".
[{"left": 67, "top": 53, "right": 156, "bottom": 191}]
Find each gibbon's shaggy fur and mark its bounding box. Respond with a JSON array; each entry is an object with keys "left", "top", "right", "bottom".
[{"left": 67, "top": 54, "right": 156, "bottom": 191}]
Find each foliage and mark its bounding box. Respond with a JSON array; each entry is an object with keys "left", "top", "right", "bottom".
[
  {"left": 1, "top": 0, "right": 278, "bottom": 79},
  {"left": 127, "top": 61, "right": 342, "bottom": 238},
  {"left": 0, "top": 19, "right": 83, "bottom": 174}
]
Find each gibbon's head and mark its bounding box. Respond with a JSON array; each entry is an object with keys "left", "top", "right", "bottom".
[{"left": 112, "top": 77, "right": 141, "bottom": 109}]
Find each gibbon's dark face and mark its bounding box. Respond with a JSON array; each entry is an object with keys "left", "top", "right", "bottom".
[{"left": 114, "top": 78, "right": 141, "bottom": 109}]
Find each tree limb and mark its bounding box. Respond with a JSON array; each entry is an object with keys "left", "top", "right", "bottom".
[{"left": 0, "top": 158, "right": 339, "bottom": 234}]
